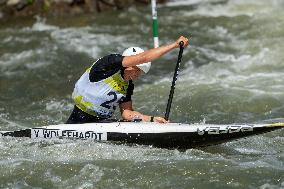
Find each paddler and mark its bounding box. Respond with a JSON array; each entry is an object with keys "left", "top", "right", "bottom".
[{"left": 66, "top": 36, "right": 189, "bottom": 124}]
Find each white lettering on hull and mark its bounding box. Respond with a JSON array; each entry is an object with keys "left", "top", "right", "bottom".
[{"left": 197, "top": 125, "right": 253, "bottom": 135}]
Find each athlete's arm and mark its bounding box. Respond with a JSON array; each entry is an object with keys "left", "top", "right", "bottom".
[
  {"left": 122, "top": 36, "right": 189, "bottom": 67},
  {"left": 119, "top": 101, "right": 168, "bottom": 123}
]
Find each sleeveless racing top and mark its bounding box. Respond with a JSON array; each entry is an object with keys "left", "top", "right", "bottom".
[{"left": 72, "top": 54, "right": 133, "bottom": 118}]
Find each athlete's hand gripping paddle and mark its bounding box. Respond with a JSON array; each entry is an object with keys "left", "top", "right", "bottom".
[{"left": 165, "top": 41, "right": 184, "bottom": 121}]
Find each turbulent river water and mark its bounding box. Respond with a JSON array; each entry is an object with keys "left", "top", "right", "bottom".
[{"left": 1, "top": 0, "right": 284, "bottom": 188}]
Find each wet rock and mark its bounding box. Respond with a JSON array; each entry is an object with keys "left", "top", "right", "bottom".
[
  {"left": 0, "top": 0, "right": 7, "bottom": 5},
  {"left": 52, "top": 0, "right": 72, "bottom": 4},
  {"left": 6, "top": 0, "right": 20, "bottom": 6},
  {"left": 0, "top": 0, "right": 168, "bottom": 20}
]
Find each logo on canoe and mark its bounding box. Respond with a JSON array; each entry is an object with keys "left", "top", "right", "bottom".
[
  {"left": 31, "top": 128, "right": 107, "bottom": 140},
  {"left": 197, "top": 125, "right": 253, "bottom": 135}
]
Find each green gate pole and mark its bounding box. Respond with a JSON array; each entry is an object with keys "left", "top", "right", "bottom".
[{"left": 151, "top": 0, "right": 159, "bottom": 48}]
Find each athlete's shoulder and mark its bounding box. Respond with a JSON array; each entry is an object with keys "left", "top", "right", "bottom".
[
  {"left": 89, "top": 54, "right": 124, "bottom": 82},
  {"left": 94, "top": 54, "right": 123, "bottom": 65},
  {"left": 103, "top": 53, "right": 123, "bottom": 59}
]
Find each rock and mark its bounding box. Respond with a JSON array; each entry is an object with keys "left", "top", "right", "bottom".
[
  {"left": 52, "top": 0, "right": 73, "bottom": 4},
  {"left": 0, "top": 0, "right": 169, "bottom": 20},
  {"left": 0, "top": 0, "right": 8, "bottom": 5},
  {"left": 6, "top": 0, "right": 20, "bottom": 6}
]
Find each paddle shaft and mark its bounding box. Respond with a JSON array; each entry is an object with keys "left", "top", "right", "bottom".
[{"left": 165, "top": 41, "right": 184, "bottom": 121}]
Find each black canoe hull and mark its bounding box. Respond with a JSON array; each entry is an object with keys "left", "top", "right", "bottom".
[{"left": 1, "top": 122, "right": 283, "bottom": 149}]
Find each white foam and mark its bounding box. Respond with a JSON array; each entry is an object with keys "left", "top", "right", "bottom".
[
  {"left": 50, "top": 27, "right": 128, "bottom": 58},
  {"left": 0, "top": 50, "right": 34, "bottom": 68},
  {"left": 239, "top": 159, "right": 284, "bottom": 170},
  {"left": 28, "top": 16, "right": 59, "bottom": 32},
  {"left": 57, "top": 164, "right": 103, "bottom": 188},
  {"left": 260, "top": 183, "right": 284, "bottom": 189},
  {"left": 2, "top": 36, "right": 31, "bottom": 44},
  {"left": 234, "top": 148, "right": 263, "bottom": 154},
  {"left": 16, "top": 16, "right": 128, "bottom": 59},
  {"left": 165, "top": 0, "right": 203, "bottom": 7},
  {"left": 167, "top": 0, "right": 282, "bottom": 17},
  {"left": 0, "top": 117, "right": 26, "bottom": 130},
  {"left": 46, "top": 100, "right": 70, "bottom": 112},
  {"left": 43, "top": 169, "right": 62, "bottom": 183},
  {"left": 0, "top": 49, "right": 54, "bottom": 76}
]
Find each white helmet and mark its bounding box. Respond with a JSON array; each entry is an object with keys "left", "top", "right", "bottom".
[{"left": 122, "top": 47, "right": 151, "bottom": 74}]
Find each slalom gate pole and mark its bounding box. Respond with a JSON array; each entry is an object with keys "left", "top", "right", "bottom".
[{"left": 151, "top": 0, "right": 159, "bottom": 48}]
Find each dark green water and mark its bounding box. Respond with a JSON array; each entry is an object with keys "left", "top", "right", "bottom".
[{"left": 0, "top": 0, "right": 284, "bottom": 188}]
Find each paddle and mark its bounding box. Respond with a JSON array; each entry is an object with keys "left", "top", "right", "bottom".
[{"left": 164, "top": 41, "right": 184, "bottom": 121}]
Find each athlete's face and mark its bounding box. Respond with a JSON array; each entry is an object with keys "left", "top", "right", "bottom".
[{"left": 124, "top": 66, "right": 143, "bottom": 80}]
